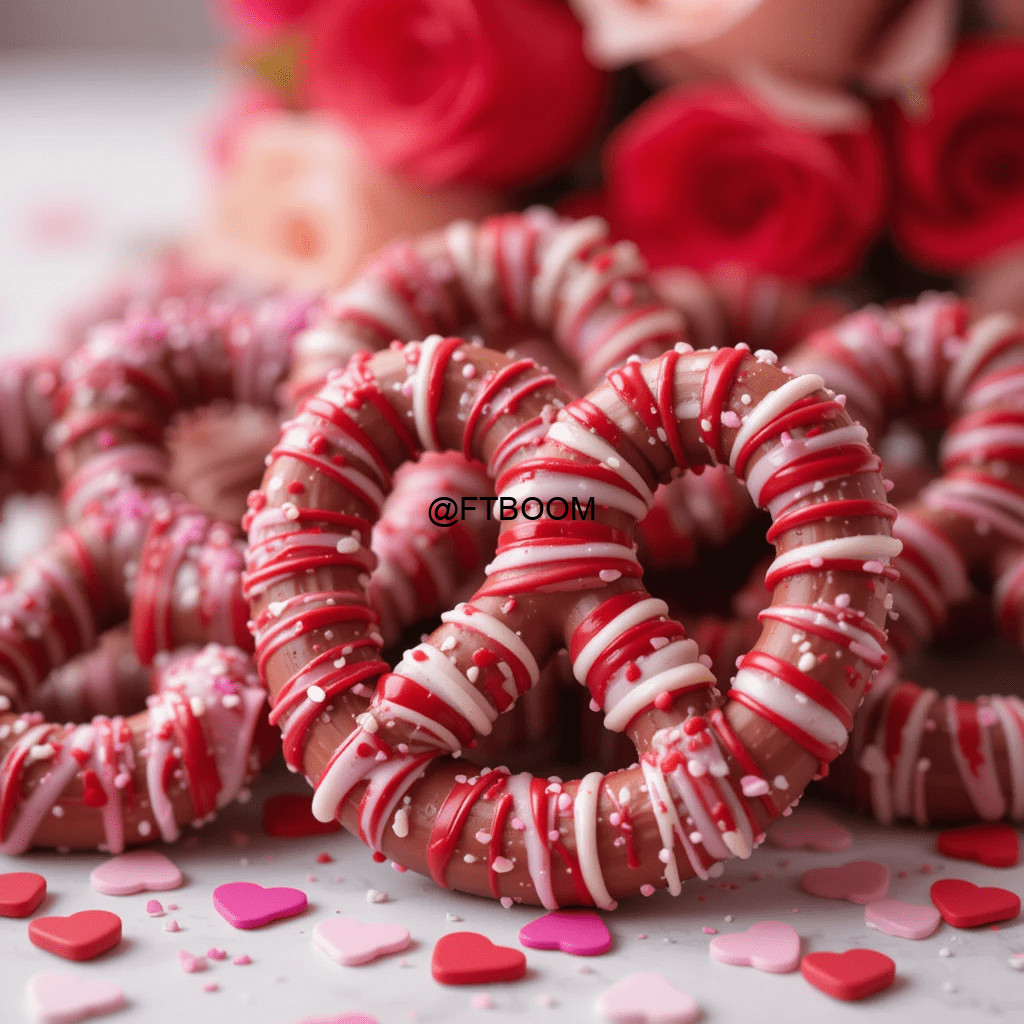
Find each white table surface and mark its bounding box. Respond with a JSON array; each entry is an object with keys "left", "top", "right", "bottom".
[{"left": 0, "top": 52, "right": 1022, "bottom": 1024}]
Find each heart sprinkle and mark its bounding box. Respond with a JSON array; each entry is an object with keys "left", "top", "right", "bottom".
[
  {"left": 937, "top": 824, "right": 1019, "bottom": 868},
  {"left": 596, "top": 972, "right": 701, "bottom": 1024},
  {"left": 431, "top": 932, "right": 526, "bottom": 985},
  {"left": 29, "top": 911, "right": 122, "bottom": 962},
  {"left": 801, "top": 949, "right": 895, "bottom": 1001},
  {"left": 800, "top": 860, "right": 889, "bottom": 904},
  {"left": 26, "top": 970, "right": 126, "bottom": 1024},
  {"left": 0, "top": 871, "right": 46, "bottom": 918},
  {"left": 212, "top": 882, "right": 308, "bottom": 929},
  {"left": 313, "top": 918, "right": 411, "bottom": 966},
  {"left": 89, "top": 851, "right": 183, "bottom": 896},
  {"left": 709, "top": 921, "right": 801, "bottom": 973},
  {"left": 864, "top": 899, "right": 941, "bottom": 940},
  {"left": 519, "top": 910, "right": 612, "bottom": 956},
  {"left": 930, "top": 878, "right": 1021, "bottom": 928}
]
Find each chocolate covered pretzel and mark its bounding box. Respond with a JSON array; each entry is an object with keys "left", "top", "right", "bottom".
[{"left": 246, "top": 336, "right": 897, "bottom": 906}]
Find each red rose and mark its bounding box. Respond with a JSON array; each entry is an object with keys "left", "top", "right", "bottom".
[
  {"left": 890, "top": 40, "right": 1024, "bottom": 272},
  {"left": 604, "top": 85, "right": 889, "bottom": 284},
  {"left": 302, "top": 0, "right": 608, "bottom": 188}
]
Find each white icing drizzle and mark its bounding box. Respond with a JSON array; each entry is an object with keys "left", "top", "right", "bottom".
[
  {"left": 766, "top": 535, "right": 903, "bottom": 579},
  {"left": 572, "top": 772, "right": 616, "bottom": 911},
  {"left": 729, "top": 374, "right": 826, "bottom": 471}
]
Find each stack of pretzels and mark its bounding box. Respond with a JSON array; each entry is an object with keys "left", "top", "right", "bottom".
[{"left": 1, "top": 209, "right": 1018, "bottom": 908}]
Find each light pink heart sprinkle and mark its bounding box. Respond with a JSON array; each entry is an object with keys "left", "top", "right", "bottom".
[
  {"left": 26, "top": 970, "right": 126, "bottom": 1024},
  {"left": 313, "top": 918, "right": 411, "bottom": 966},
  {"left": 865, "top": 899, "right": 941, "bottom": 939},
  {"left": 800, "top": 860, "right": 889, "bottom": 904},
  {"left": 90, "top": 851, "right": 183, "bottom": 896},
  {"left": 709, "top": 921, "right": 801, "bottom": 973},
  {"left": 767, "top": 809, "right": 852, "bottom": 852},
  {"left": 294, "top": 1016, "right": 378, "bottom": 1024},
  {"left": 233, "top": 955, "right": 252, "bottom": 966},
  {"left": 596, "top": 972, "right": 701, "bottom": 1024}
]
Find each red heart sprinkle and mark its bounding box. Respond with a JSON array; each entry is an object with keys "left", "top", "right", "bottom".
[
  {"left": 937, "top": 824, "right": 1019, "bottom": 868},
  {"left": 801, "top": 949, "right": 895, "bottom": 1001},
  {"left": 431, "top": 932, "right": 527, "bottom": 985},
  {"left": 29, "top": 910, "right": 123, "bottom": 961},
  {"left": 262, "top": 793, "right": 341, "bottom": 838},
  {"left": 930, "top": 878, "right": 1021, "bottom": 928},
  {"left": 0, "top": 872, "right": 46, "bottom": 918}
]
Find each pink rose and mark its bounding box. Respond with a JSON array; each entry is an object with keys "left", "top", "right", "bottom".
[
  {"left": 206, "top": 88, "right": 285, "bottom": 171},
  {"left": 969, "top": 247, "right": 1024, "bottom": 321},
  {"left": 982, "top": 0, "right": 1024, "bottom": 35},
  {"left": 302, "top": 0, "right": 608, "bottom": 187},
  {"left": 603, "top": 85, "right": 889, "bottom": 284},
  {"left": 198, "top": 113, "right": 502, "bottom": 288},
  {"left": 569, "top": 0, "right": 765, "bottom": 68},
  {"left": 644, "top": 0, "right": 895, "bottom": 88},
  {"left": 217, "top": 0, "right": 319, "bottom": 33}
]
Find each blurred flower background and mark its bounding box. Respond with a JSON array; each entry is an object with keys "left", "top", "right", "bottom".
[{"left": 3, "top": 0, "right": 1024, "bottom": 352}]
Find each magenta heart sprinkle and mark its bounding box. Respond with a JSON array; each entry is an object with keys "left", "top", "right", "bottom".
[
  {"left": 519, "top": 910, "right": 611, "bottom": 956},
  {"left": 212, "top": 882, "right": 308, "bottom": 929}
]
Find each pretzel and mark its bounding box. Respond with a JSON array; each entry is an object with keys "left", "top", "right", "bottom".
[
  {"left": 32, "top": 627, "right": 148, "bottom": 723},
  {"left": 292, "top": 209, "right": 773, "bottom": 578},
  {"left": 0, "top": 636, "right": 266, "bottom": 853},
  {"left": 786, "top": 297, "right": 1024, "bottom": 824},
  {"left": 672, "top": 296, "right": 1024, "bottom": 826},
  {"left": 245, "top": 336, "right": 897, "bottom": 906}
]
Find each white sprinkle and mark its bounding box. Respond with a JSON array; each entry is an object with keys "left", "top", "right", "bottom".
[
  {"left": 741, "top": 775, "right": 770, "bottom": 797},
  {"left": 307, "top": 685, "right": 326, "bottom": 704},
  {"left": 392, "top": 807, "right": 409, "bottom": 838}
]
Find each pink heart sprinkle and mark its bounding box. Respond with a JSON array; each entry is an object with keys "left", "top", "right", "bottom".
[
  {"left": 233, "top": 954, "right": 252, "bottom": 966},
  {"left": 26, "top": 970, "right": 126, "bottom": 1024},
  {"left": 294, "top": 1016, "right": 378, "bottom": 1024},
  {"left": 865, "top": 899, "right": 941, "bottom": 940},
  {"left": 519, "top": 910, "right": 612, "bottom": 956},
  {"left": 709, "top": 921, "right": 801, "bottom": 973},
  {"left": 145, "top": 900, "right": 163, "bottom": 917},
  {"left": 767, "top": 809, "right": 852, "bottom": 852},
  {"left": 596, "top": 972, "right": 701, "bottom": 1024},
  {"left": 313, "top": 918, "right": 411, "bottom": 966},
  {"left": 212, "top": 882, "right": 307, "bottom": 929},
  {"left": 801, "top": 860, "right": 889, "bottom": 904},
  {"left": 90, "top": 851, "right": 183, "bottom": 896}
]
